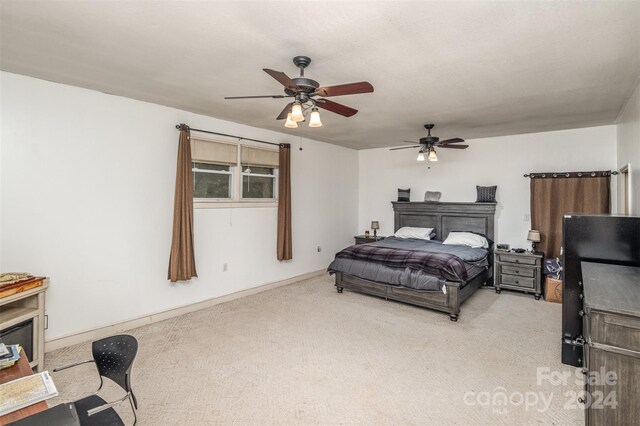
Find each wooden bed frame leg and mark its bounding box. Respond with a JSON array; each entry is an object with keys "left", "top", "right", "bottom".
[{"left": 449, "top": 314, "right": 459, "bottom": 322}]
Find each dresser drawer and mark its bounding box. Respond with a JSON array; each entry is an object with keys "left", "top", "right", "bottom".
[
  {"left": 500, "top": 264, "right": 535, "bottom": 277},
  {"left": 589, "top": 311, "right": 640, "bottom": 353},
  {"left": 499, "top": 274, "right": 535, "bottom": 289},
  {"left": 497, "top": 254, "right": 537, "bottom": 265}
]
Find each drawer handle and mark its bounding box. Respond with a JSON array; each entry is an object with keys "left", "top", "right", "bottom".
[
  {"left": 515, "top": 260, "right": 520, "bottom": 263},
  {"left": 579, "top": 310, "right": 584, "bottom": 317},
  {"left": 515, "top": 270, "right": 520, "bottom": 273},
  {"left": 515, "top": 280, "right": 519, "bottom": 284}
]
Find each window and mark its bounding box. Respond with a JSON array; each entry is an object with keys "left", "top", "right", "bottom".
[
  {"left": 193, "top": 163, "right": 232, "bottom": 199},
  {"left": 191, "top": 137, "right": 278, "bottom": 205},
  {"left": 242, "top": 166, "right": 276, "bottom": 199},
  {"left": 240, "top": 146, "right": 279, "bottom": 200}
]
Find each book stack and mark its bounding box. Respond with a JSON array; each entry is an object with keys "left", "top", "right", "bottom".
[{"left": 0, "top": 344, "right": 22, "bottom": 370}]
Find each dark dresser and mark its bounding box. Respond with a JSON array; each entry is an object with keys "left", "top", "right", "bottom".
[
  {"left": 581, "top": 262, "right": 640, "bottom": 425},
  {"left": 494, "top": 251, "right": 543, "bottom": 299}
]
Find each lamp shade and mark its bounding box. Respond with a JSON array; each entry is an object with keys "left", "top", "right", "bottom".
[
  {"left": 527, "top": 230, "right": 541, "bottom": 243},
  {"left": 290, "top": 103, "right": 304, "bottom": 122},
  {"left": 308, "top": 109, "right": 322, "bottom": 127},
  {"left": 284, "top": 113, "right": 298, "bottom": 128},
  {"left": 371, "top": 221, "right": 380, "bottom": 230},
  {"left": 428, "top": 148, "right": 438, "bottom": 161}
]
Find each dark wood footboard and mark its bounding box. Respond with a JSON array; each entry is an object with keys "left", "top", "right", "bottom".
[
  {"left": 333, "top": 201, "right": 496, "bottom": 321},
  {"left": 334, "top": 268, "right": 492, "bottom": 321}
]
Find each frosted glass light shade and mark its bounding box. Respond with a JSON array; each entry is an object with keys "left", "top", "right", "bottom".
[
  {"left": 291, "top": 103, "right": 304, "bottom": 122},
  {"left": 417, "top": 152, "right": 426, "bottom": 161},
  {"left": 284, "top": 113, "right": 298, "bottom": 128},
  {"left": 309, "top": 109, "right": 322, "bottom": 127},
  {"left": 428, "top": 148, "right": 438, "bottom": 161}
]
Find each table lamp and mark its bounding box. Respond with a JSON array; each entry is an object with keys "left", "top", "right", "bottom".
[
  {"left": 371, "top": 221, "right": 380, "bottom": 238},
  {"left": 527, "top": 230, "right": 541, "bottom": 253}
]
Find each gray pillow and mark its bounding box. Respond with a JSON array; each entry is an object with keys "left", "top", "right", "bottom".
[
  {"left": 397, "top": 188, "right": 410, "bottom": 202},
  {"left": 476, "top": 185, "right": 497, "bottom": 203},
  {"left": 424, "top": 191, "right": 441, "bottom": 202}
]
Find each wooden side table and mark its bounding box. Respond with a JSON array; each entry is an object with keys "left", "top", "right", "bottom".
[
  {"left": 0, "top": 278, "right": 48, "bottom": 372},
  {"left": 494, "top": 251, "right": 543, "bottom": 299},
  {"left": 354, "top": 235, "right": 386, "bottom": 245}
]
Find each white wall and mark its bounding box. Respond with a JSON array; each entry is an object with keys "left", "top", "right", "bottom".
[
  {"left": 617, "top": 80, "right": 640, "bottom": 215},
  {"left": 0, "top": 72, "right": 358, "bottom": 340},
  {"left": 359, "top": 126, "right": 617, "bottom": 249}
]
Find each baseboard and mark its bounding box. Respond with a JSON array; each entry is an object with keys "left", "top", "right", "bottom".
[{"left": 45, "top": 269, "right": 325, "bottom": 352}]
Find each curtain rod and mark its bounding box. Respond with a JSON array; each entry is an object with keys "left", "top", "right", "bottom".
[
  {"left": 175, "top": 124, "right": 281, "bottom": 147},
  {"left": 524, "top": 171, "right": 618, "bottom": 178}
]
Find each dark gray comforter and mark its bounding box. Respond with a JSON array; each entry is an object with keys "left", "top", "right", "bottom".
[{"left": 327, "top": 237, "right": 489, "bottom": 292}]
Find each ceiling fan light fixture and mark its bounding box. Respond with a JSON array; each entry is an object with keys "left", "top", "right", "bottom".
[
  {"left": 284, "top": 113, "right": 298, "bottom": 128},
  {"left": 417, "top": 151, "right": 426, "bottom": 162},
  {"left": 291, "top": 102, "right": 304, "bottom": 122},
  {"left": 308, "top": 108, "right": 322, "bottom": 127},
  {"left": 428, "top": 147, "right": 438, "bottom": 161}
]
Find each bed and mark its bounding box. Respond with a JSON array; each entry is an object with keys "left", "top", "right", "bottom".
[{"left": 328, "top": 201, "right": 497, "bottom": 321}]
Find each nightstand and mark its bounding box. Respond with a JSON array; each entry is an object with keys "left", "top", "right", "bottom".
[
  {"left": 354, "top": 235, "right": 386, "bottom": 245},
  {"left": 494, "top": 251, "right": 543, "bottom": 300}
]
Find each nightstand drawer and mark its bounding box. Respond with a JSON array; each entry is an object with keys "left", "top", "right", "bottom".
[
  {"left": 497, "top": 254, "right": 537, "bottom": 265},
  {"left": 500, "top": 265, "right": 535, "bottom": 277},
  {"left": 499, "top": 274, "right": 535, "bottom": 289}
]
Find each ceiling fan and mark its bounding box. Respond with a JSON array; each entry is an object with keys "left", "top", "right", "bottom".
[
  {"left": 390, "top": 124, "right": 468, "bottom": 161},
  {"left": 224, "top": 55, "right": 374, "bottom": 128}
]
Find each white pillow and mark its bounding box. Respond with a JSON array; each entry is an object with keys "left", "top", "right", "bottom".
[
  {"left": 442, "top": 232, "right": 489, "bottom": 249},
  {"left": 394, "top": 227, "right": 434, "bottom": 240}
]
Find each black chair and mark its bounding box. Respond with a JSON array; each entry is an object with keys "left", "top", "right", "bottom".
[{"left": 53, "top": 334, "right": 139, "bottom": 425}]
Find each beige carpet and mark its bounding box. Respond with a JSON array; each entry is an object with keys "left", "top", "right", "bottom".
[{"left": 45, "top": 275, "right": 583, "bottom": 425}]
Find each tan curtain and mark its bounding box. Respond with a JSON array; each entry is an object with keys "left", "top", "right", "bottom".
[
  {"left": 530, "top": 172, "right": 611, "bottom": 258},
  {"left": 277, "top": 143, "right": 292, "bottom": 260},
  {"left": 168, "top": 124, "right": 198, "bottom": 282}
]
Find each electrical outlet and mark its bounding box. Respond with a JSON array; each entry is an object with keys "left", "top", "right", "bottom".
[
  {"left": 317, "top": 246, "right": 322, "bottom": 252},
  {"left": 223, "top": 263, "right": 228, "bottom": 272},
  {"left": 524, "top": 214, "right": 530, "bottom": 221}
]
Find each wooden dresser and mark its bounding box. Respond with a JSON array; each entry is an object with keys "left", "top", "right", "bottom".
[
  {"left": 494, "top": 251, "right": 543, "bottom": 299},
  {"left": 0, "top": 278, "right": 48, "bottom": 373},
  {"left": 581, "top": 262, "right": 640, "bottom": 425}
]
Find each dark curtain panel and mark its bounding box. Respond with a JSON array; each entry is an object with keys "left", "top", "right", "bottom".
[
  {"left": 530, "top": 173, "right": 610, "bottom": 258},
  {"left": 277, "top": 143, "right": 292, "bottom": 260},
  {"left": 168, "top": 124, "right": 198, "bottom": 282}
]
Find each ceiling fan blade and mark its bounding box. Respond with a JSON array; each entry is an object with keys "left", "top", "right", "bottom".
[
  {"left": 439, "top": 144, "right": 469, "bottom": 149},
  {"left": 390, "top": 145, "right": 421, "bottom": 151},
  {"left": 403, "top": 140, "right": 420, "bottom": 144},
  {"left": 438, "top": 138, "right": 465, "bottom": 144},
  {"left": 263, "top": 69, "right": 300, "bottom": 92},
  {"left": 225, "top": 95, "right": 291, "bottom": 99},
  {"left": 315, "top": 81, "right": 374, "bottom": 97},
  {"left": 276, "top": 103, "right": 294, "bottom": 120},
  {"left": 315, "top": 98, "right": 358, "bottom": 117}
]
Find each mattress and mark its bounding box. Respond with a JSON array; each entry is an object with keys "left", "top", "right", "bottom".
[{"left": 327, "top": 237, "right": 490, "bottom": 292}]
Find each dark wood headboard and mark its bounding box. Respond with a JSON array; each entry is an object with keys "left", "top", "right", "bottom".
[{"left": 391, "top": 202, "right": 497, "bottom": 242}]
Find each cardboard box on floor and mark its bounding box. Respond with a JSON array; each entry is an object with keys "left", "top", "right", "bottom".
[{"left": 545, "top": 277, "right": 562, "bottom": 303}]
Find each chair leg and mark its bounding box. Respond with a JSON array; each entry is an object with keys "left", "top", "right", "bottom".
[{"left": 129, "top": 393, "right": 137, "bottom": 426}]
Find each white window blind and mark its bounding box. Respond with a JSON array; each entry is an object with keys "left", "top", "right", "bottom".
[
  {"left": 191, "top": 139, "right": 237, "bottom": 165},
  {"left": 241, "top": 146, "right": 279, "bottom": 167}
]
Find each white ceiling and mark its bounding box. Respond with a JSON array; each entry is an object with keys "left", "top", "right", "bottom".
[{"left": 1, "top": 1, "right": 639, "bottom": 149}]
